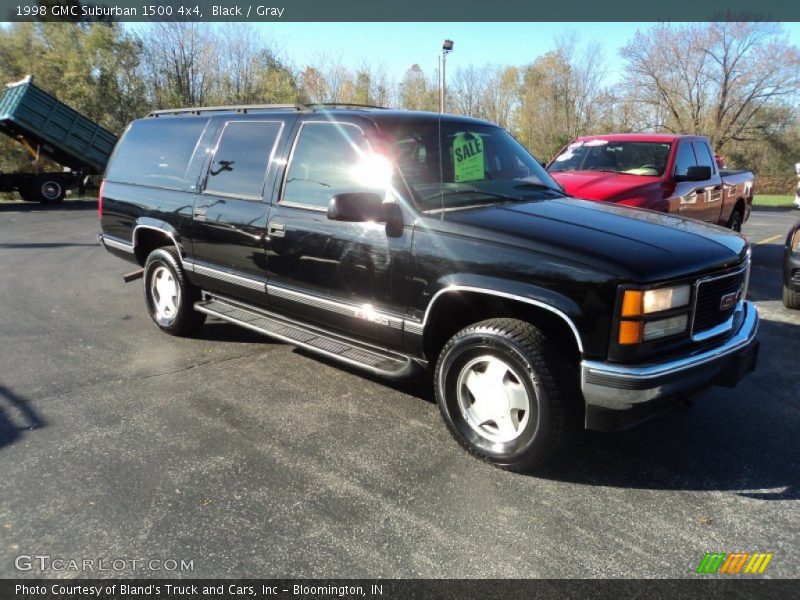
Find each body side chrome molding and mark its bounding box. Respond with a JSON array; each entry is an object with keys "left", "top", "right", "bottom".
[
  {"left": 184, "top": 259, "right": 267, "bottom": 291},
  {"left": 267, "top": 284, "right": 404, "bottom": 330},
  {"left": 405, "top": 285, "right": 585, "bottom": 354}
]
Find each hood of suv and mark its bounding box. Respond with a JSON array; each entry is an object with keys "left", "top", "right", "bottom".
[
  {"left": 439, "top": 197, "right": 748, "bottom": 282},
  {"left": 550, "top": 171, "right": 662, "bottom": 202}
]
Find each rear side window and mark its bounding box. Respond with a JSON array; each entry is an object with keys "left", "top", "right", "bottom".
[
  {"left": 281, "top": 122, "right": 370, "bottom": 209},
  {"left": 106, "top": 118, "right": 209, "bottom": 190},
  {"left": 205, "top": 121, "right": 283, "bottom": 199},
  {"left": 673, "top": 142, "right": 697, "bottom": 178}
]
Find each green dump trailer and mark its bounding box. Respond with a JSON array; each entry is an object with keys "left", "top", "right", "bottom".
[{"left": 0, "top": 76, "right": 117, "bottom": 203}]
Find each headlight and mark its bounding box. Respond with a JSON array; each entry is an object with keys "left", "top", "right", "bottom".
[
  {"left": 618, "top": 284, "right": 692, "bottom": 345},
  {"left": 791, "top": 228, "right": 800, "bottom": 253},
  {"left": 621, "top": 284, "right": 691, "bottom": 316}
]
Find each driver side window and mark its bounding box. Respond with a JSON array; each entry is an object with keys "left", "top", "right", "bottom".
[
  {"left": 674, "top": 142, "right": 697, "bottom": 178},
  {"left": 281, "top": 122, "right": 370, "bottom": 209}
]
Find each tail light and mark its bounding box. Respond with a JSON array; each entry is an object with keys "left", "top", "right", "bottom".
[{"left": 98, "top": 180, "right": 105, "bottom": 218}]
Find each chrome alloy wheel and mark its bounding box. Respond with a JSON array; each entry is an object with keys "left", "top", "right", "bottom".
[
  {"left": 150, "top": 266, "right": 180, "bottom": 321},
  {"left": 456, "top": 355, "right": 531, "bottom": 444}
]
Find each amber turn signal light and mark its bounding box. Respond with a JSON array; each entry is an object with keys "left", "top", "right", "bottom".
[
  {"left": 618, "top": 320, "right": 643, "bottom": 345},
  {"left": 621, "top": 290, "right": 643, "bottom": 317}
]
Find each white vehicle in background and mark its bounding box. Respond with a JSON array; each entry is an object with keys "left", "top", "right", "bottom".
[{"left": 795, "top": 163, "right": 800, "bottom": 209}]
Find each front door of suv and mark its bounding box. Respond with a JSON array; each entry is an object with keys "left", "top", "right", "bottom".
[
  {"left": 188, "top": 116, "right": 295, "bottom": 305},
  {"left": 265, "top": 119, "right": 413, "bottom": 350}
]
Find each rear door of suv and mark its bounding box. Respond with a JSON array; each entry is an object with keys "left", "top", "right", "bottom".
[{"left": 187, "top": 113, "right": 297, "bottom": 305}]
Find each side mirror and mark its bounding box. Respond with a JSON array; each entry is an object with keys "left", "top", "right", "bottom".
[
  {"left": 676, "top": 165, "right": 712, "bottom": 182},
  {"left": 327, "top": 193, "right": 385, "bottom": 222}
]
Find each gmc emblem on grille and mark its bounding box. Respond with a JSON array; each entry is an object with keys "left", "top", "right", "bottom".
[{"left": 719, "top": 289, "right": 740, "bottom": 311}]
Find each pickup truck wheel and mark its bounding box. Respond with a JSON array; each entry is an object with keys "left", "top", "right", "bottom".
[
  {"left": 31, "top": 176, "right": 65, "bottom": 204},
  {"left": 435, "top": 318, "right": 576, "bottom": 472},
  {"left": 143, "top": 247, "right": 206, "bottom": 336},
  {"left": 727, "top": 209, "right": 743, "bottom": 232},
  {"left": 783, "top": 285, "right": 800, "bottom": 310}
]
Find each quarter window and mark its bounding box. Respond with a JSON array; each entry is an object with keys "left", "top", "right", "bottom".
[
  {"left": 106, "top": 118, "right": 209, "bottom": 190},
  {"left": 205, "top": 121, "right": 282, "bottom": 199},
  {"left": 282, "top": 122, "right": 372, "bottom": 209}
]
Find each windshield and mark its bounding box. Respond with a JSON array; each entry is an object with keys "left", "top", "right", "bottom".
[
  {"left": 549, "top": 140, "right": 672, "bottom": 177},
  {"left": 376, "top": 119, "right": 564, "bottom": 212}
]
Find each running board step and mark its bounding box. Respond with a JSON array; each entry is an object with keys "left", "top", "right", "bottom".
[{"left": 194, "top": 295, "right": 421, "bottom": 380}]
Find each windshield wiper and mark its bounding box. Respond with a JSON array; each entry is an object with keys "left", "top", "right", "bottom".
[
  {"left": 422, "top": 188, "right": 521, "bottom": 204},
  {"left": 513, "top": 182, "right": 564, "bottom": 194}
]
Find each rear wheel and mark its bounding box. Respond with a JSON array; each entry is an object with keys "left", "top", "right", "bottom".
[
  {"left": 727, "top": 208, "right": 743, "bottom": 232},
  {"left": 143, "top": 247, "right": 206, "bottom": 336},
  {"left": 30, "top": 175, "right": 65, "bottom": 204},
  {"left": 783, "top": 285, "right": 800, "bottom": 310},
  {"left": 434, "top": 318, "right": 578, "bottom": 472},
  {"left": 18, "top": 187, "right": 36, "bottom": 202}
]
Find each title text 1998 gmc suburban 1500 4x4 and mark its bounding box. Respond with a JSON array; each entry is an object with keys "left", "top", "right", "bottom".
[
  {"left": 98, "top": 105, "right": 759, "bottom": 471},
  {"left": 547, "top": 134, "right": 755, "bottom": 232}
]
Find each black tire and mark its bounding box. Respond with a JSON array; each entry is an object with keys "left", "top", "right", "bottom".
[
  {"left": 17, "top": 188, "right": 36, "bottom": 202},
  {"left": 783, "top": 285, "right": 800, "bottom": 310},
  {"left": 143, "top": 247, "right": 206, "bottom": 336},
  {"left": 727, "top": 208, "right": 743, "bottom": 232},
  {"left": 30, "top": 175, "right": 65, "bottom": 204},
  {"left": 434, "top": 318, "right": 578, "bottom": 472}
]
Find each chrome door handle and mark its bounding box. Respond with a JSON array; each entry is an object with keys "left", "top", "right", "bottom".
[{"left": 268, "top": 222, "right": 285, "bottom": 238}]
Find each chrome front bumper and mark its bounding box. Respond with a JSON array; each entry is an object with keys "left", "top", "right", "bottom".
[{"left": 581, "top": 301, "right": 759, "bottom": 430}]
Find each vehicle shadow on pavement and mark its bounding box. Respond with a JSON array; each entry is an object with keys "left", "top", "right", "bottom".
[
  {"left": 535, "top": 315, "right": 799, "bottom": 500},
  {"left": 0, "top": 384, "right": 46, "bottom": 451},
  {"left": 0, "top": 199, "right": 97, "bottom": 212},
  {"left": 749, "top": 242, "right": 784, "bottom": 302}
]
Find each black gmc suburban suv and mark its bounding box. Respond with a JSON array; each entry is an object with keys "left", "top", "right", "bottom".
[{"left": 98, "top": 105, "right": 759, "bottom": 471}]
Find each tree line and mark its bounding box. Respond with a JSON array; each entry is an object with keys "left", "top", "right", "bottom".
[{"left": 1, "top": 21, "right": 798, "bottom": 192}]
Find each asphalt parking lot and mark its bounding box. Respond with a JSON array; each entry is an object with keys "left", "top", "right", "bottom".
[{"left": 0, "top": 200, "right": 798, "bottom": 579}]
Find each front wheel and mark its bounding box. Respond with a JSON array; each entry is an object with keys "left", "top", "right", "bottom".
[
  {"left": 434, "top": 318, "right": 578, "bottom": 472},
  {"left": 143, "top": 247, "right": 206, "bottom": 336}
]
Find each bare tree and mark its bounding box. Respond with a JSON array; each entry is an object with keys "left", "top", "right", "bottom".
[
  {"left": 142, "top": 23, "right": 219, "bottom": 108},
  {"left": 398, "top": 64, "right": 437, "bottom": 111},
  {"left": 516, "top": 35, "right": 607, "bottom": 158},
  {"left": 621, "top": 22, "right": 800, "bottom": 149}
]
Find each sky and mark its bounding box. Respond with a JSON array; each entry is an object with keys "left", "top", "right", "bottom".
[{"left": 127, "top": 21, "right": 800, "bottom": 85}]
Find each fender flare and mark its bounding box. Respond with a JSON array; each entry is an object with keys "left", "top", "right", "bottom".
[
  {"left": 132, "top": 219, "right": 184, "bottom": 261},
  {"left": 416, "top": 275, "right": 585, "bottom": 354}
]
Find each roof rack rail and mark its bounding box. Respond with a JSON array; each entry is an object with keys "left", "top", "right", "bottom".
[
  {"left": 147, "top": 104, "right": 312, "bottom": 117},
  {"left": 306, "top": 103, "right": 387, "bottom": 110}
]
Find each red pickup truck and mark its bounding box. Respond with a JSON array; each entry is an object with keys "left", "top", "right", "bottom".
[{"left": 547, "top": 134, "right": 754, "bottom": 231}]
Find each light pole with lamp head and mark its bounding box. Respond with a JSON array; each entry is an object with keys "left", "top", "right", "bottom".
[{"left": 439, "top": 39, "right": 454, "bottom": 113}]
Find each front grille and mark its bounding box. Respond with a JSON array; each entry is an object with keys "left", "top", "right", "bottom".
[{"left": 693, "top": 267, "right": 746, "bottom": 333}]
